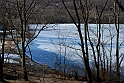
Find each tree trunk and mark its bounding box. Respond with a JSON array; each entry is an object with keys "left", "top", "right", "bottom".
[
  {"left": 0, "top": 28, "right": 6, "bottom": 82},
  {"left": 2, "top": 29, "right": 6, "bottom": 65},
  {"left": 85, "top": 60, "right": 92, "bottom": 83},
  {"left": 22, "top": 41, "right": 28, "bottom": 81},
  {"left": 116, "top": 24, "right": 120, "bottom": 82},
  {"left": 114, "top": 4, "right": 120, "bottom": 81},
  {"left": 0, "top": 54, "right": 4, "bottom": 82},
  {"left": 78, "top": 24, "right": 92, "bottom": 83}
]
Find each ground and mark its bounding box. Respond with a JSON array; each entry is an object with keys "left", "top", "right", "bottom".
[{"left": 2, "top": 56, "right": 86, "bottom": 83}]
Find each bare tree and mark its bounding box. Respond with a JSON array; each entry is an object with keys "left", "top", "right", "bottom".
[
  {"left": 0, "top": 1, "right": 9, "bottom": 81},
  {"left": 0, "top": 0, "right": 48, "bottom": 81},
  {"left": 62, "top": 0, "right": 124, "bottom": 82},
  {"left": 62, "top": 0, "right": 93, "bottom": 82},
  {"left": 14, "top": 0, "right": 47, "bottom": 80}
]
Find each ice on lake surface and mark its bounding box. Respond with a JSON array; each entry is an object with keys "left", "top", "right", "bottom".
[{"left": 26, "top": 24, "right": 124, "bottom": 74}]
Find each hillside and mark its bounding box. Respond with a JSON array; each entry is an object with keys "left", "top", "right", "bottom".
[
  {"left": 40, "top": 0, "right": 124, "bottom": 23},
  {"left": 0, "top": 0, "right": 124, "bottom": 23}
]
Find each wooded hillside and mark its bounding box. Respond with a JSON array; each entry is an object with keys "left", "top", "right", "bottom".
[{"left": 0, "top": 0, "right": 124, "bottom": 23}]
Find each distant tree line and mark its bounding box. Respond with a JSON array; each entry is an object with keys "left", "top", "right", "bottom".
[{"left": 0, "top": 0, "right": 124, "bottom": 24}]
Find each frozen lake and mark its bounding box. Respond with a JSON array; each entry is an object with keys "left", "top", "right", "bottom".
[{"left": 26, "top": 24, "right": 124, "bottom": 75}]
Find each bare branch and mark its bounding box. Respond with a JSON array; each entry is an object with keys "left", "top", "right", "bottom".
[{"left": 114, "top": 0, "right": 124, "bottom": 11}]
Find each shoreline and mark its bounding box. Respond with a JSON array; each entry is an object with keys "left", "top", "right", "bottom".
[{"left": 3, "top": 54, "right": 84, "bottom": 83}]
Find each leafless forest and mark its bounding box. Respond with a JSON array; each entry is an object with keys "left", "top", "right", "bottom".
[{"left": 0, "top": 0, "right": 124, "bottom": 83}]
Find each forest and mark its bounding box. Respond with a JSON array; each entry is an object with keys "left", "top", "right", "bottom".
[{"left": 0, "top": 0, "right": 124, "bottom": 83}]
